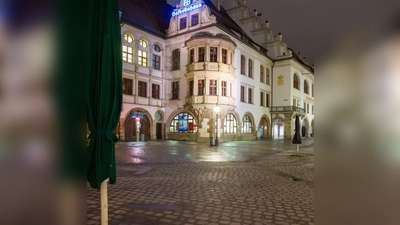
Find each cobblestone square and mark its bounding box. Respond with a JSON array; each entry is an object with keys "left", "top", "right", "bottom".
[{"left": 87, "top": 139, "right": 314, "bottom": 225}]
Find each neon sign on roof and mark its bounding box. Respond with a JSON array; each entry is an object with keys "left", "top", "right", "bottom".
[{"left": 172, "top": 1, "right": 203, "bottom": 17}]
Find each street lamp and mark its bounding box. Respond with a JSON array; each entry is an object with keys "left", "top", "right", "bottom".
[{"left": 214, "top": 106, "right": 220, "bottom": 146}]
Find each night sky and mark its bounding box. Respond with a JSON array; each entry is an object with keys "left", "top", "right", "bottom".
[{"left": 167, "top": 0, "right": 400, "bottom": 66}]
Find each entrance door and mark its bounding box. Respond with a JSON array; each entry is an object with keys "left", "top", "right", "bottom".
[
  {"left": 302, "top": 126, "right": 306, "bottom": 137},
  {"left": 156, "top": 123, "right": 162, "bottom": 139}
]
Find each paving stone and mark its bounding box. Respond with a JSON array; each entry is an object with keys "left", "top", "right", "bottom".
[{"left": 87, "top": 139, "right": 314, "bottom": 225}]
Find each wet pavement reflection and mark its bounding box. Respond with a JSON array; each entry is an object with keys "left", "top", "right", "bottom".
[{"left": 115, "top": 138, "right": 314, "bottom": 164}]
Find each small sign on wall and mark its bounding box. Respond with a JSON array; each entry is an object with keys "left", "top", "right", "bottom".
[{"left": 278, "top": 75, "right": 284, "bottom": 86}]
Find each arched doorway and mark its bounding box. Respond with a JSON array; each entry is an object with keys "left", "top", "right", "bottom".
[
  {"left": 258, "top": 117, "right": 270, "bottom": 139},
  {"left": 124, "top": 109, "right": 152, "bottom": 141},
  {"left": 272, "top": 118, "right": 284, "bottom": 139},
  {"left": 301, "top": 118, "right": 309, "bottom": 137}
]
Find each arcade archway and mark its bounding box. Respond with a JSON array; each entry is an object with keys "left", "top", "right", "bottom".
[
  {"left": 258, "top": 117, "right": 270, "bottom": 139},
  {"left": 124, "top": 109, "right": 152, "bottom": 141}
]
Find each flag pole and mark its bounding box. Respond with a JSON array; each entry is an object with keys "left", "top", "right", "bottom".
[
  {"left": 101, "top": 178, "right": 109, "bottom": 225},
  {"left": 297, "top": 144, "right": 299, "bottom": 155}
]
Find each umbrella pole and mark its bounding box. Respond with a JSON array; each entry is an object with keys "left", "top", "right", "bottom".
[
  {"left": 101, "top": 178, "right": 109, "bottom": 225},
  {"left": 297, "top": 144, "right": 299, "bottom": 155}
]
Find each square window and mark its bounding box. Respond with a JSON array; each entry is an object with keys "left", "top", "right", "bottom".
[{"left": 180, "top": 17, "right": 187, "bottom": 30}]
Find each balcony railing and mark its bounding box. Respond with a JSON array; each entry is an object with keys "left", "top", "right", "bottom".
[{"left": 270, "top": 106, "right": 305, "bottom": 113}]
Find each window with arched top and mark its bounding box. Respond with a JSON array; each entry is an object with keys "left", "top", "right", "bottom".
[
  {"left": 154, "top": 45, "right": 161, "bottom": 52},
  {"left": 169, "top": 112, "right": 197, "bottom": 133},
  {"left": 139, "top": 39, "right": 149, "bottom": 48},
  {"left": 242, "top": 115, "right": 252, "bottom": 133},
  {"left": 293, "top": 74, "right": 299, "bottom": 89},
  {"left": 124, "top": 33, "right": 134, "bottom": 43},
  {"left": 304, "top": 80, "right": 309, "bottom": 94},
  {"left": 122, "top": 33, "right": 135, "bottom": 63},
  {"left": 224, "top": 113, "right": 237, "bottom": 134}
]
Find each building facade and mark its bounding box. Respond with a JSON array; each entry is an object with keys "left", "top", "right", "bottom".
[{"left": 117, "top": 0, "right": 314, "bottom": 142}]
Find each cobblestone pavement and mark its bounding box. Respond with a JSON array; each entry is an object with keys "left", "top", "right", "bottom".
[{"left": 87, "top": 138, "right": 314, "bottom": 225}]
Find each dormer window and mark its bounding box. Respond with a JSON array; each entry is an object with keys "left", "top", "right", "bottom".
[{"left": 180, "top": 17, "right": 187, "bottom": 30}]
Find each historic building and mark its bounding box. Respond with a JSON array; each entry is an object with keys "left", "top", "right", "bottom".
[{"left": 117, "top": 0, "right": 314, "bottom": 142}]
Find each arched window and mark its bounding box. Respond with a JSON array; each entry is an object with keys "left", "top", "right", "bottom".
[
  {"left": 242, "top": 115, "right": 252, "bottom": 133},
  {"left": 304, "top": 80, "right": 309, "bottom": 94},
  {"left": 293, "top": 74, "right": 299, "bottom": 89},
  {"left": 224, "top": 113, "right": 237, "bottom": 133},
  {"left": 124, "top": 33, "right": 134, "bottom": 43},
  {"left": 139, "top": 39, "right": 149, "bottom": 48},
  {"left": 169, "top": 112, "right": 197, "bottom": 133},
  {"left": 154, "top": 45, "right": 161, "bottom": 52},
  {"left": 122, "top": 33, "right": 135, "bottom": 63}
]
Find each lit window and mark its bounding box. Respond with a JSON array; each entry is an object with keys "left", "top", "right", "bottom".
[
  {"left": 138, "top": 50, "right": 148, "bottom": 67},
  {"left": 198, "top": 79, "right": 204, "bottom": 95},
  {"left": 242, "top": 115, "right": 252, "bottom": 133},
  {"left": 124, "top": 34, "right": 134, "bottom": 43},
  {"left": 172, "top": 49, "right": 180, "bottom": 70},
  {"left": 221, "top": 81, "right": 227, "bottom": 96},
  {"left": 122, "top": 45, "right": 133, "bottom": 63},
  {"left": 198, "top": 47, "right": 205, "bottom": 62},
  {"left": 210, "top": 47, "right": 218, "bottom": 62},
  {"left": 139, "top": 39, "right": 149, "bottom": 48},
  {"left": 152, "top": 54, "right": 160, "bottom": 70},
  {"left": 224, "top": 113, "right": 237, "bottom": 134},
  {"left": 169, "top": 112, "right": 197, "bottom": 133},
  {"left": 209, "top": 80, "right": 217, "bottom": 95}
]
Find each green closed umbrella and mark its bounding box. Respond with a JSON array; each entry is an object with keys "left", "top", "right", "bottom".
[{"left": 86, "top": 0, "right": 122, "bottom": 224}]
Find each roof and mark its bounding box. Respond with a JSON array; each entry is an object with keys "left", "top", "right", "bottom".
[{"left": 119, "top": 0, "right": 173, "bottom": 37}]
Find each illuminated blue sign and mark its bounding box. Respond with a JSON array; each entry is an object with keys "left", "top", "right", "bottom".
[
  {"left": 184, "top": 0, "right": 191, "bottom": 6},
  {"left": 172, "top": 2, "right": 203, "bottom": 17}
]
